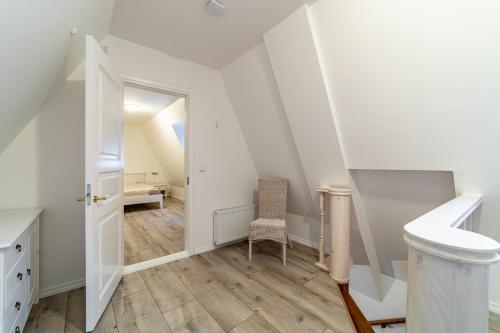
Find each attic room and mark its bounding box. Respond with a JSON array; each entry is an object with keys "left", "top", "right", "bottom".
[{"left": 0, "top": 1, "right": 499, "bottom": 333}]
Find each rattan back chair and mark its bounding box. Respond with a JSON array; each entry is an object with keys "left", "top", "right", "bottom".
[{"left": 248, "top": 177, "right": 292, "bottom": 265}]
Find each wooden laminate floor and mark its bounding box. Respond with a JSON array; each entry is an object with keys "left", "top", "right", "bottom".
[
  {"left": 491, "top": 312, "right": 500, "bottom": 333},
  {"left": 25, "top": 240, "right": 357, "bottom": 333},
  {"left": 124, "top": 197, "right": 184, "bottom": 266},
  {"left": 24, "top": 239, "right": 500, "bottom": 333}
]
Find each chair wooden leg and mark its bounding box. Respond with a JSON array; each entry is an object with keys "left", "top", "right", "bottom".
[
  {"left": 249, "top": 240, "right": 252, "bottom": 262},
  {"left": 282, "top": 243, "right": 286, "bottom": 266}
]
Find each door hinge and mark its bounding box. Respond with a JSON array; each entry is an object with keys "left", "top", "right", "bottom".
[{"left": 187, "top": 177, "right": 190, "bottom": 185}]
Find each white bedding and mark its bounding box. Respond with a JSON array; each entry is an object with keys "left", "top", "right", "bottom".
[{"left": 124, "top": 183, "right": 161, "bottom": 196}]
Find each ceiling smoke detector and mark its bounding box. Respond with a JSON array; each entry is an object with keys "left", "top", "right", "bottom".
[{"left": 206, "top": 0, "right": 226, "bottom": 17}]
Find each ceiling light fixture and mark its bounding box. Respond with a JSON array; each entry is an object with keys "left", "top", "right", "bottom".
[
  {"left": 124, "top": 103, "right": 142, "bottom": 112},
  {"left": 206, "top": 0, "right": 226, "bottom": 17}
]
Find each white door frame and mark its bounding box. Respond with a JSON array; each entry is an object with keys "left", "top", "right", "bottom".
[{"left": 120, "top": 75, "right": 195, "bottom": 274}]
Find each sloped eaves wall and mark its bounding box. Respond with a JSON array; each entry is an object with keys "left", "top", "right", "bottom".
[{"left": 0, "top": 0, "right": 115, "bottom": 154}]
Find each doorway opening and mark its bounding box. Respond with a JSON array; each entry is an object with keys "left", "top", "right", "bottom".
[{"left": 122, "top": 81, "right": 190, "bottom": 272}]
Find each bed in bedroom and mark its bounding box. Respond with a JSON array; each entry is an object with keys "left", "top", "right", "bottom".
[{"left": 124, "top": 173, "right": 164, "bottom": 209}]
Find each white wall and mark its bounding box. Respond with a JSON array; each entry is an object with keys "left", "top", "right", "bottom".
[
  {"left": 124, "top": 124, "right": 167, "bottom": 184},
  {"left": 350, "top": 170, "right": 456, "bottom": 276},
  {"left": 103, "top": 35, "right": 258, "bottom": 253},
  {"left": 0, "top": 82, "right": 85, "bottom": 293},
  {"left": 221, "top": 43, "right": 314, "bottom": 218},
  {"left": 142, "top": 98, "right": 186, "bottom": 188},
  {"left": 307, "top": 0, "right": 500, "bottom": 302},
  {"left": 0, "top": 0, "right": 115, "bottom": 154},
  {"left": 170, "top": 186, "right": 185, "bottom": 202},
  {"left": 263, "top": 7, "right": 349, "bottom": 194},
  {"left": 261, "top": 6, "right": 373, "bottom": 269},
  {"left": 0, "top": 35, "right": 258, "bottom": 293}
]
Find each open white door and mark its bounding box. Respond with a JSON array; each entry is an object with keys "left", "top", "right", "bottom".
[{"left": 84, "top": 35, "right": 124, "bottom": 332}]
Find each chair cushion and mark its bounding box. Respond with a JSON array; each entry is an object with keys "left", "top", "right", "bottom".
[
  {"left": 250, "top": 218, "right": 286, "bottom": 228},
  {"left": 248, "top": 218, "right": 286, "bottom": 243}
]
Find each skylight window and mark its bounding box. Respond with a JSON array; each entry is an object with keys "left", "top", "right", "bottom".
[{"left": 172, "top": 122, "right": 185, "bottom": 149}]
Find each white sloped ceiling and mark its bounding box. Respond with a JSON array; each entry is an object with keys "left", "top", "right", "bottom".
[
  {"left": 0, "top": 0, "right": 115, "bottom": 153},
  {"left": 222, "top": 43, "right": 315, "bottom": 218}
]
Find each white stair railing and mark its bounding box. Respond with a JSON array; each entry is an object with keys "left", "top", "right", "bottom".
[{"left": 404, "top": 194, "right": 500, "bottom": 333}]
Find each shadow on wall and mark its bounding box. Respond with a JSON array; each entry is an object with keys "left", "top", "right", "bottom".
[
  {"left": 349, "top": 169, "right": 456, "bottom": 278},
  {"left": 36, "top": 81, "right": 86, "bottom": 292}
]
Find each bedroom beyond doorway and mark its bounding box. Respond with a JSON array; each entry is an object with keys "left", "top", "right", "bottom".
[{"left": 123, "top": 83, "right": 187, "bottom": 267}]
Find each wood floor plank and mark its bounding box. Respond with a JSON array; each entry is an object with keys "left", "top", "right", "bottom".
[
  {"left": 163, "top": 300, "right": 224, "bottom": 333},
  {"left": 133, "top": 212, "right": 181, "bottom": 254},
  {"left": 64, "top": 288, "right": 85, "bottom": 333},
  {"left": 63, "top": 288, "right": 119, "bottom": 333},
  {"left": 25, "top": 292, "right": 68, "bottom": 333},
  {"left": 111, "top": 272, "right": 148, "bottom": 302},
  {"left": 207, "top": 262, "right": 326, "bottom": 333},
  {"left": 125, "top": 198, "right": 185, "bottom": 265},
  {"left": 24, "top": 240, "right": 500, "bottom": 333},
  {"left": 252, "top": 269, "right": 355, "bottom": 333},
  {"left": 229, "top": 314, "right": 279, "bottom": 333},
  {"left": 490, "top": 312, "right": 500, "bottom": 333},
  {"left": 168, "top": 257, "right": 223, "bottom": 297},
  {"left": 196, "top": 283, "right": 254, "bottom": 331},
  {"left": 93, "top": 303, "right": 119, "bottom": 333},
  {"left": 304, "top": 274, "right": 350, "bottom": 308},
  {"left": 218, "top": 242, "right": 315, "bottom": 285},
  {"left": 112, "top": 289, "right": 172, "bottom": 333},
  {"left": 212, "top": 244, "right": 267, "bottom": 275},
  {"left": 252, "top": 241, "right": 321, "bottom": 275},
  {"left": 140, "top": 264, "right": 195, "bottom": 312},
  {"left": 190, "top": 249, "right": 227, "bottom": 269}
]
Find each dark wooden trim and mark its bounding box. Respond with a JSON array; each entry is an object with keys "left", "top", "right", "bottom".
[
  {"left": 369, "top": 318, "right": 406, "bottom": 328},
  {"left": 339, "top": 283, "right": 375, "bottom": 333},
  {"left": 338, "top": 283, "right": 406, "bottom": 332}
]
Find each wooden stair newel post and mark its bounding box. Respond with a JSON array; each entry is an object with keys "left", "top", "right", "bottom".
[
  {"left": 329, "top": 187, "right": 352, "bottom": 289},
  {"left": 314, "top": 187, "right": 329, "bottom": 271}
]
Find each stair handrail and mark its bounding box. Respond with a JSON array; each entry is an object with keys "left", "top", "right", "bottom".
[
  {"left": 404, "top": 194, "right": 500, "bottom": 333},
  {"left": 404, "top": 194, "right": 500, "bottom": 264}
]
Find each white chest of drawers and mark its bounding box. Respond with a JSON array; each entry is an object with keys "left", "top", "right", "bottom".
[{"left": 0, "top": 208, "right": 42, "bottom": 333}]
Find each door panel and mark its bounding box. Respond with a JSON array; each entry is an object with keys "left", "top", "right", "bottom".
[
  {"left": 98, "top": 69, "right": 122, "bottom": 158},
  {"left": 97, "top": 211, "right": 121, "bottom": 293},
  {"left": 85, "top": 35, "right": 124, "bottom": 332}
]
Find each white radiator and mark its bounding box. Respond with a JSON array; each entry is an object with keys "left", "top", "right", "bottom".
[{"left": 213, "top": 204, "right": 256, "bottom": 245}]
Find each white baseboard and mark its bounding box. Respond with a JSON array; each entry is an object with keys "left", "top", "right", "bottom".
[
  {"left": 491, "top": 301, "right": 500, "bottom": 315},
  {"left": 169, "top": 186, "right": 185, "bottom": 202},
  {"left": 170, "top": 195, "right": 185, "bottom": 202},
  {"left": 194, "top": 244, "right": 216, "bottom": 255},
  {"left": 40, "top": 278, "right": 85, "bottom": 299},
  {"left": 124, "top": 251, "right": 189, "bottom": 274},
  {"left": 288, "top": 233, "right": 319, "bottom": 249}
]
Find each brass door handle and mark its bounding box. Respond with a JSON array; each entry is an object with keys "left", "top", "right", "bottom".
[
  {"left": 93, "top": 194, "right": 110, "bottom": 203},
  {"left": 77, "top": 196, "right": 85, "bottom": 202}
]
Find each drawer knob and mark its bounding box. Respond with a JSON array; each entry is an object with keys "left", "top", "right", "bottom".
[
  {"left": 17, "top": 272, "right": 23, "bottom": 281},
  {"left": 15, "top": 327, "right": 20, "bottom": 333},
  {"left": 16, "top": 244, "right": 22, "bottom": 252},
  {"left": 27, "top": 268, "right": 31, "bottom": 276},
  {"left": 15, "top": 301, "right": 21, "bottom": 311}
]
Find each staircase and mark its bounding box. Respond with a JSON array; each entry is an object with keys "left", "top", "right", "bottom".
[{"left": 315, "top": 191, "right": 500, "bottom": 333}]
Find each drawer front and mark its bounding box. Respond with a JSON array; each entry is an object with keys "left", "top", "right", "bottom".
[
  {"left": 3, "top": 280, "right": 27, "bottom": 333},
  {"left": 8, "top": 303, "right": 26, "bottom": 333},
  {"left": 4, "top": 232, "right": 27, "bottom": 273},
  {"left": 5, "top": 251, "right": 28, "bottom": 307}
]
